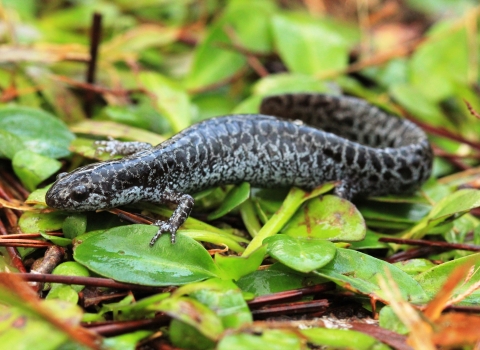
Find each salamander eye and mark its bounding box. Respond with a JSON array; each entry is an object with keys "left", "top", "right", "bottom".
[
  {"left": 71, "top": 185, "right": 89, "bottom": 202},
  {"left": 56, "top": 172, "right": 68, "bottom": 180}
]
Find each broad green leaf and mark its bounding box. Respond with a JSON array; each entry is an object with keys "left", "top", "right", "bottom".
[
  {"left": 139, "top": 72, "right": 191, "bottom": 132},
  {"left": 169, "top": 319, "right": 216, "bottom": 350},
  {"left": 390, "top": 83, "right": 451, "bottom": 126},
  {"left": 0, "top": 129, "right": 24, "bottom": 159},
  {"left": 316, "top": 248, "right": 427, "bottom": 303},
  {"left": 48, "top": 261, "right": 90, "bottom": 297},
  {"left": 236, "top": 263, "right": 328, "bottom": 296},
  {"left": 74, "top": 225, "right": 220, "bottom": 286},
  {"left": 0, "top": 306, "right": 68, "bottom": 349},
  {"left": 242, "top": 183, "right": 335, "bottom": 256},
  {"left": 218, "top": 329, "right": 303, "bottom": 350},
  {"left": 175, "top": 278, "right": 252, "bottom": 329},
  {"left": 0, "top": 106, "right": 74, "bottom": 158},
  {"left": 393, "top": 259, "right": 437, "bottom": 276},
  {"left": 301, "top": 327, "right": 390, "bottom": 350},
  {"left": 103, "top": 330, "right": 153, "bottom": 350},
  {"left": 185, "top": 0, "right": 276, "bottom": 90},
  {"left": 39, "top": 232, "right": 71, "bottom": 247},
  {"left": 265, "top": 235, "right": 337, "bottom": 273},
  {"left": 378, "top": 306, "right": 409, "bottom": 335},
  {"left": 101, "top": 25, "right": 180, "bottom": 63},
  {"left": 409, "top": 21, "right": 470, "bottom": 102},
  {"left": 271, "top": 13, "right": 353, "bottom": 75},
  {"left": 282, "top": 195, "right": 366, "bottom": 241},
  {"left": 415, "top": 253, "right": 480, "bottom": 305},
  {"left": 19, "top": 211, "right": 68, "bottom": 233},
  {"left": 62, "top": 214, "right": 87, "bottom": 239},
  {"left": 12, "top": 150, "right": 62, "bottom": 191},
  {"left": 149, "top": 296, "right": 224, "bottom": 340},
  {"left": 215, "top": 246, "right": 266, "bottom": 281},
  {"left": 207, "top": 182, "right": 250, "bottom": 220},
  {"left": 402, "top": 189, "right": 480, "bottom": 240}
]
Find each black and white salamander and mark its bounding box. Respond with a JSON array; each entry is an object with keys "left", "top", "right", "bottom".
[{"left": 45, "top": 93, "right": 433, "bottom": 245}]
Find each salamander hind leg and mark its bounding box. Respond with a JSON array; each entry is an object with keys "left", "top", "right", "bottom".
[
  {"left": 149, "top": 191, "right": 195, "bottom": 246},
  {"left": 333, "top": 180, "right": 355, "bottom": 201}
]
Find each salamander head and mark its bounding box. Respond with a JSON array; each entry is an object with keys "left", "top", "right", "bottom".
[{"left": 45, "top": 161, "right": 146, "bottom": 212}]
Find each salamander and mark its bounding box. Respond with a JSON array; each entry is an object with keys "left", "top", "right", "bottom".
[{"left": 45, "top": 93, "right": 433, "bottom": 245}]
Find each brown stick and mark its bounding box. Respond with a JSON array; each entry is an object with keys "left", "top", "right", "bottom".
[{"left": 85, "top": 12, "right": 103, "bottom": 117}]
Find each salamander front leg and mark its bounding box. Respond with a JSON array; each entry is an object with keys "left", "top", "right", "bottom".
[
  {"left": 95, "top": 137, "right": 153, "bottom": 157},
  {"left": 149, "top": 191, "right": 195, "bottom": 246}
]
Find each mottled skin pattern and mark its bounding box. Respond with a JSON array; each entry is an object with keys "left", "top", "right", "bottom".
[{"left": 45, "top": 94, "right": 433, "bottom": 245}]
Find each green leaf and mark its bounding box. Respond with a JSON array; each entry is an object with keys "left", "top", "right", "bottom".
[
  {"left": 282, "top": 195, "right": 366, "bottom": 241},
  {"left": 218, "top": 329, "right": 303, "bottom": 350},
  {"left": 402, "top": 189, "right": 480, "bottom": 240},
  {"left": 39, "top": 232, "right": 71, "bottom": 247},
  {"left": 207, "top": 182, "right": 250, "bottom": 220},
  {"left": 62, "top": 214, "right": 87, "bottom": 240},
  {"left": 265, "top": 235, "right": 337, "bottom": 273},
  {"left": 49, "top": 261, "right": 90, "bottom": 295},
  {"left": 236, "top": 263, "right": 328, "bottom": 296},
  {"left": 271, "top": 13, "right": 354, "bottom": 75},
  {"left": 415, "top": 253, "right": 480, "bottom": 305},
  {"left": 139, "top": 72, "right": 191, "bottom": 132},
  {"left": 0, "top": 106, "right": 74, "bottom": 158},
  {"left": 103, "top": 330, "right": 153, "bottom": 350},
  {"left": 301, "top": 327, "right": 390, "bottom": 350},
  {"left": 0, "top": 129, "right": 25, "bottom": 159},
  {"left": 242, "top": 183, "right": 335, "bottom": 256},
  {"left": 149, "top": 296, "right": 224, "bottom": 340},
  {"left": 409, "top": 21, "right": 470, "bottom": 102},
  {"left": 169, "top": 319, "right": 216, "bottom": 350},
  {"left": 19, "top": 211, "right": 68, "bottom": 233},
  {"left": 185, "top": 0, "right": 276, "bottom": 90},
  {"left": 315, "top": 248, "right": 427, "bottom": 303},
  {"left": 12, "top": 150, "right": 62, "bottom": 191},
  {"left": 175, "top": 278, "right": 252, "bottom": 329},
  {"left": 215, "top": 246, "right": 266, "bottom": 281},
  {"left": 73, "top": 225, "right": 221, "bottom": 286}
]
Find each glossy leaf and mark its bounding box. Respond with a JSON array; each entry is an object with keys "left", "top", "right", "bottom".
[
  {"left": 265, "top": 235, "right": 337, "bottom": 273},
  {"left": 74, "top": 225, "right": 221, "bottom": 286},
  {"left": 282, "top": 195, "right": 366, "bottom": 241},
  {"left": 0, "top": 129, "right": 25, "bottom": 159},
  {"left": 271, "top": 13, "right": 355, "bottom": 75},
  {"left": 236, "top": 263, "right": 328, "bottom": 296},
  {"left": 149, "top": 296, "right": 224, "bottom": 340},
  {"left": 301, "top": 327, "right": 390, "bottom": 350},
  {"left": 139, "top": 72, "right": 191, "bottom": 132},
  {"left": 19, "top": 211, "right": 68, "bottom": 233},
  {"left": 0, "top": 106, "right": 74, "bottom": 159},
  {"left": 316, "top": 248, "right": 427, "bottom": 303},
  {"left": 12, "top": 150, "right": 62, "bottom": 191},
  {"left": 415, "top": 253, "right": 480, "bottom": 305},
  {"left": 175, "top": 278, "right": 252, "bottom": 329},
  {"left": 207, "top": 182, "right": 250, "bottom": 220},
  {"left": 218, "top": 329, "right": 303, "bottom": 350},
  {"left": 185, "top": 0, "right": 276, "bottom": 90}
]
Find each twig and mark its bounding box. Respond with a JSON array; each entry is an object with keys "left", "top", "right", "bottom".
[
  {"left": 85, "top": 12, "right": 103, "bottom": 117},
  {"left": 380, "top": 237, "right": 480, "bottom": 252},
  {"left": 16, "top": 273, "right": 173, "bottom": 292}
]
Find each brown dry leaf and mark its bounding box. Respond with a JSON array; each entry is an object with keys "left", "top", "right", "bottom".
[
  {"left": 423, "top": 260, "right": 474, "bottom": 320},
  {"left": 378, "top": 272, "right": 435, "bottom": 350},
  {"left": 0, "top": 44, "right": 88, "bottom": 64},
  {"left": 431, "top": 312, "right": 480, "bottom": 347},
  {"left": 0, "top": 198, "right": 37, "bottom": 211}
]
